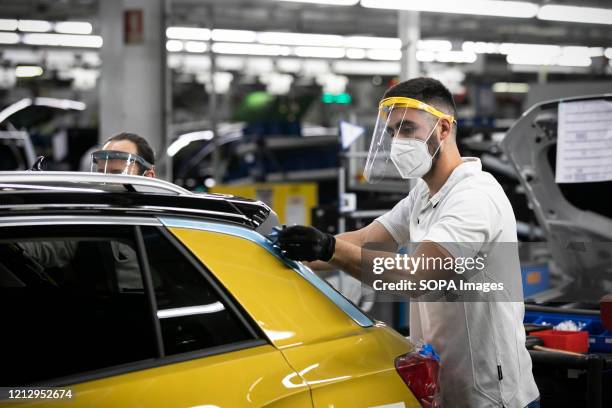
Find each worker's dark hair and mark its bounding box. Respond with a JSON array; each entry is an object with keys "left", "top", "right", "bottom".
[
  {"left": 105, "top": 132, "right": 155, "bottom": 167},
  {"left": 383, "top": 77, "right": 457, "bottom": 119}
]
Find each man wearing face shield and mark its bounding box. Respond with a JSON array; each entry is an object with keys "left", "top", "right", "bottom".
[
  {"left": 91, "top": 132, "right": 156, "bottom": 177},
  {"left": 20, "top": 132, "right": 156, "bottom": 291},
  {"left": 276, "top": 78, "right": 539, "bottom": 408}
]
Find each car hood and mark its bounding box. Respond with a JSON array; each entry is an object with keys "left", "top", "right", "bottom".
[{"left": 501, "top": 94, "right": 612, "bottom": 298}]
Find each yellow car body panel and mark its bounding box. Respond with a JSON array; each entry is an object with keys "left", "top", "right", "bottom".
[
  {"left": 3, "top": 225, "right": 420, "bottom": 408},
  {"left": 3, "top": 345, "right": 312, "bottom": 408},
  {"left": 170, "top": 227, "right": 421, "bottom": 408}
]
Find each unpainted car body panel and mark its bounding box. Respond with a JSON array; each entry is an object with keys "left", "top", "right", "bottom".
[
  {"left": 501, "top": 94, "right": 612, "bottom": 294},
  {"left": 171, "top": 227, "right": 420, "bottom": 408}
]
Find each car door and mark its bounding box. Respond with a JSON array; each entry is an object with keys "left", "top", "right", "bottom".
[
  {"left": 0, "top": 219, "right": 311, "bottom": 408},
  {"left": 165, "top": 219, "right": 420, "bottom": 408}
]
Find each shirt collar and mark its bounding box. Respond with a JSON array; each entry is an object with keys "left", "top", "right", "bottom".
[{"left": 422, "top": 157, "right": 482, "bottom": 208}]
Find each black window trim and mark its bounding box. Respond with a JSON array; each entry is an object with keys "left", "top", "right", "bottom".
[
  {"left": 1, "top": 220, "right": 268, "bottom": 388},
  {"left": 134, "top": 225, "right": 164, "bottom": 358}
]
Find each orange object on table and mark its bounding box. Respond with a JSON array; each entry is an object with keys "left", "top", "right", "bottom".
[{"left": 532, "top": 329, "right": 589, "bottom": 353}]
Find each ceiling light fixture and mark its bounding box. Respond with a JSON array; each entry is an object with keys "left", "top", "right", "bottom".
[
  {"left": 54, "top": 21, "right": 93, "bottom": 35},
  {"left": 212, "top": 29, "right": 256, "bottom": 43},
  {"left": 166, "top": 26, "right": 211, "bottom": 41},
  {"left": 22, "top": 33, "right": 103, "bottom": 48},
  {"left": 360, "top": 0, "right": 539, "bottom": 18},
  {"left": 0, "top": 32, "right": 20, "bottom": 44},
  {"left": 17, "top": 20, "right": 53, "bottom": 32},
  {"left": 166, "top": 40, "right": 184, "bottom": 52},
  {"left": 0, "top": 19, "right": 19, "bottom": 31},
  {"left": 258, "top": 31, "right": 344, "bottom": 47},
  {"left": 538, "top": 5, "right": 612, "bottom": 25},
  {"left": 277, "top": 0, "right": 359, "bottom": 5},
  {"left": 184, "top": 41, "right": 207, "bottom": 53},
  {"left": 294, "top": 46, "right": 345, "bottom": 58},
  {"left": 15, "top": 66, "right": 43, "bottom": 78},
  {"left": 212, "top": 42, "right": 291, "bottom": 56}
]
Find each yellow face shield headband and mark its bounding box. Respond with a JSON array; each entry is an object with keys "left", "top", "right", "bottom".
[{"left": 379, "top": 96, "right": 456, "bottom": 124}]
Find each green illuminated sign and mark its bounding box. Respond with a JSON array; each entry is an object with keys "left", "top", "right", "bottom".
[{"left": 321, "top": 93, "right": 352, "bottom": 105}]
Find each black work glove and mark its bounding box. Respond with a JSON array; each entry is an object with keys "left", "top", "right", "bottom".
[{"left": 277, "top": 225, "right": 336, "bottom": 262}]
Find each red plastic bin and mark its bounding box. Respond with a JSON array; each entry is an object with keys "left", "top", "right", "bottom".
[{"left": 532, "top": 329, "right": 589, "bottom": 353}]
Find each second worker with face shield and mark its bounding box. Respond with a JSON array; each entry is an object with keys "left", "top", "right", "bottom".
[{"left": 276, "top": 77, "right": 540, "bottom": 408}]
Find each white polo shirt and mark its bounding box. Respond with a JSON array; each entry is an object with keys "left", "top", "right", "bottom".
[{"left": 376, "top": 157, "right": 539, "bottom": 408}]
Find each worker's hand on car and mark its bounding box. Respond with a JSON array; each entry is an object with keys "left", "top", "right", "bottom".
[{"left": 277, "top": 225, "right": 336, "bottom": 262}]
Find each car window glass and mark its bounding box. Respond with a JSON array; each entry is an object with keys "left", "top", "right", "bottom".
[
  {"left": 0, "top": 229, "right": 157, "bottom": 385},
  {"left": 141, "top": 227, "right": 255, "bottom": 356}
]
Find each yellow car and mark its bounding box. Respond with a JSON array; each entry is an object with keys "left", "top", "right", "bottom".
[{"left": 0, "top": 172, "right": 428, "bottom": 408}]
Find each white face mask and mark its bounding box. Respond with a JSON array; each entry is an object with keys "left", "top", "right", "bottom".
[{"left": 390, "top": 120, "right": 441, "bottom": 179}]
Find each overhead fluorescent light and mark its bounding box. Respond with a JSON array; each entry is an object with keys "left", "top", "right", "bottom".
[
  {"left": 184, "top": 41, "right": 207, "bottom": 53},
  {"left": 435, "top": 50, "right": 478, "bottom": 63},
  {"left": 499, "top": 43, "right": 561, "bottom": 55},
  {"left": 332, "top": 60, "right": 400, "bottom": 75},
  {"left": 505, "top": 46, "right": 592, "bottom": 67},
  {"left": 166, "top": 40, "right": 184, "bottom": 52},
  {"left": 344, "top": 36, "right": 400, "bottom": 49},
  {"left": 462, "top": 41, "right": 501, "bottom": 54},
  {"left": 0, "top": 32, "right": 20, "bottom": 44},
  {"left": 22, "top": 33, "right": 103, "bottom": 48},
  {"left": 212, "top": 42, "right": 290, "bottom": 56},
  {"left": 538, "top": 5, "right": 612, "bottom": 25},
  {"left": 17, "top": 20, "right": 53, "bottom": 32},
  {"left": 15, "top": 66, "right": 43, "bottom": 78},
  {"left": 54, "top": 21, "right": 93, "bottom": 35},
  {"left": 419, "top": 39, "right": 452, "bottom": 52},
  {"left": 0, "top": 19, "right": 19, "bottom": 31},
  {"left": 501, "top": 43, "right": 594, "bottom": 67},
  {"left": 366, "top": 49, "right": 401, "bottom": 61},
  {"left": 277, "top": 0, "right": 359, "bottom": 5},
  {"left": 492, "top": 82, "right": 530, "bottom": 93},
  {"left": 605, "top": 48, "right": 612, "bottom": 59},
  {"left": 360, "top": 0, "right": 539, "bottom": 18},
  {"left": 216, "top": 56, "right": 245, "bottom": 71},
  {"left": 295, "top": 46, "right": 345, "bottom": 58},
  {"left": 416, "top": 50, "right": 436, "bottom": 62},
  {"left": 212, "top": 29, "right": 256, "bottom": 43},
  {"left": 346, "top": 48, "right": 367, "bottom": 59},
  {"left": 166, "top": 26, "right": 211, "bottom": 41},
  {"left": 258, "top": 31, "right": 344, "bottom": 47},
  {"left": 277, "top": 58, "right": 303, "bottom": 72}
]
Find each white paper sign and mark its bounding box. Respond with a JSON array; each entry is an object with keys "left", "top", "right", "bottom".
[{"left": 556, "top": 99, "right": 612, "bottom": 183}]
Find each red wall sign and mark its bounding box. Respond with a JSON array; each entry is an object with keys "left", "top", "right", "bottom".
[{"left": 124, "top": 9, "right": 143, "bottom": 44}]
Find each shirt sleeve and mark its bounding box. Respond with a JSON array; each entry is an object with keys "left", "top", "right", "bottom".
[
  {"left": 375, "top": 192, "right": 416, "bottom": 246},
  {"left": 422, "top": 188, "right": 502, "bottom": 258}
]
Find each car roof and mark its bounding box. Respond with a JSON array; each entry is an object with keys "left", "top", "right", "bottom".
[{"left": 0, "top": 171, "right": 277, "bottom": 232}]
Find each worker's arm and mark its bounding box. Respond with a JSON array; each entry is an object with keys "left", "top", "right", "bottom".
[
  {"left": 304, "top": 221, "right": 397, "bottom": 271},
  {"left": 330, "top": 239, "right": 454, "bottom": 292},
  {"left": 277, "top": 224, "right": 456, "bottom": 298}
]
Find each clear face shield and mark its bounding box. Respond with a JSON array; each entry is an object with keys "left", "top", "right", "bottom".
[
  {"left": 90, "top": 150, "right": 153, "bottom": 176},
  {"left": 364, "top": 97, "right": 455, "bottom": 183}
]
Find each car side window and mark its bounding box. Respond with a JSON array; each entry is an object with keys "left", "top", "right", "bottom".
[
  {"left": 141, "top": 227, "right": 256, "bottom": 356},
  {"left": 0, "top": 225, "right": 157, "bottom": 386}
]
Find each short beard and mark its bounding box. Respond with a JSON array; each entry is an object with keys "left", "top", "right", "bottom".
[{"left": 427, "top": 135, "right": 441, "bottom": 167}]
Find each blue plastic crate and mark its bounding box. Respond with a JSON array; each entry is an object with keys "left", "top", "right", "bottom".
[{"left": 524, "top": 311, "right": 612, "bottom": 353}]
